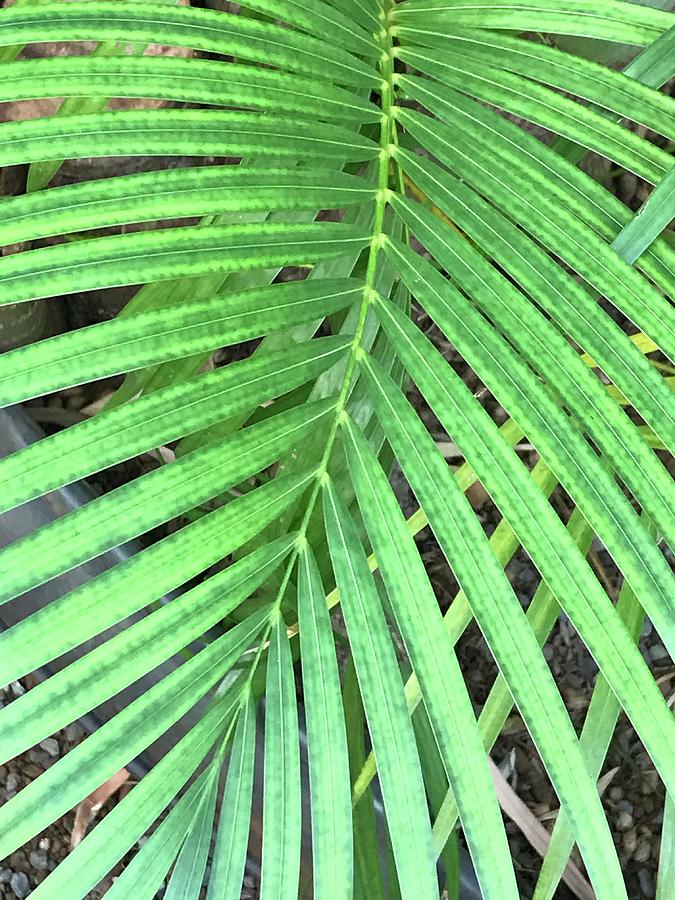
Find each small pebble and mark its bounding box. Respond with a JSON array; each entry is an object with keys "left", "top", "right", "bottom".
[
  {"left": 609, "top": 786, "right": 623, "bottom": 801},
  {"left": 649, "top": 644, "right": 669, "bottom": 662},
  {"left": 638, "top": 868, "right": 655, "bottom": 898},
  {"left": 0, "top": 869, "right": 11, "bottom": 884},
  {"left": 38, "top": 840, "right": 49, "bottom": 852},
  {"left": 27, "top": 750, "right": 51, "bottom": 768},
  {"left": 28, "top": 850, "right": 49, "bottom": 872},
  {"left": 617, "top": 800, "right": 633, "bottom": 814},
  {"left": 10, "top": 872, "right": 30, "bottom": 898},
  {"left": 5, "top": 773, "right": 19, "bottom": 798},
  {"left": 641, "top": 772, "right": 659, "bottom": 794},
  {"left": 634, "top": 839, "right": 651, "bottom": 863},
  {"left": 64, "top": 723, "right": 84, "bottom": 743},
  {"left": 617, "top": 172, "right": 638, "bottom": 206},
  {"left": 10, "top": 682, "right": 25, "bottom": 697},
  {"left": 623, "top": 828, "right": 638, "bottom": 855},
  {"left": 616, "top": 811, "right": 633, "bottom": 831},
  {"left": 38, "top": 739, "right": 59, "bottom": 759}
]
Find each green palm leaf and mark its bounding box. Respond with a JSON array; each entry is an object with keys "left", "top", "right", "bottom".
[
  {"left": 323, "top": 479, "right": 438, "bottom": 899},
  {"left": 297, "top": 545, "right": 353, "bottom": 898},
  {"left": 0, "top": 0, "right": 673, "bottom": 896},
  {"left": 104, "top": 767, "right": 215, "bottom": 900},
  {"left": 206, "top": 696, "right": 258, "bottom": 900},
  {"left": 261, "top": 617, "right": 302, "bottom": 900}
]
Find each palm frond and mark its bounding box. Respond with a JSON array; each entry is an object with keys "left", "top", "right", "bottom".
[{"left": 0, "top": 1, "right": 673, "bottom": 897}]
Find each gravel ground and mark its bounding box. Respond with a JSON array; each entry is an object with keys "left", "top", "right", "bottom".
[
  {"left": 0, "top": 678, "right": 92, "bottom": 898},
  {"left": 0, "top": 677, "right": 260, "bottom": 899}
]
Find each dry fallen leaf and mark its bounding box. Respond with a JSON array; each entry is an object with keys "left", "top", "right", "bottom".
[
  {"left": 70, "top": 767, "right": 131, "bottom": 850},
  {"left": 490, "top": 758, "right": 595, "bottom": 900}
]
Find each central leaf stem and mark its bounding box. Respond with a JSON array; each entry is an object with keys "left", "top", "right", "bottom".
[{"left": 238, "top": 3, "right": 398, "bottom": 691}]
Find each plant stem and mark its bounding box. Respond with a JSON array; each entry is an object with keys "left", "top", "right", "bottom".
[{"left": 234, "top": 0, "right": 399, "bottom": 696}]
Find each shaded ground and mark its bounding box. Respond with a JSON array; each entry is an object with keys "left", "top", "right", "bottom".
[{"left": 0, "top": 676, "right": 260, "bottom": 899}]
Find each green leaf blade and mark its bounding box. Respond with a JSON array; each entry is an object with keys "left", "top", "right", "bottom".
[
  {"left": 0, "top": 402, "right": 331, "bottom": 603},
  {"left": 297, "top": 545, "right": 354, "bottom": 900},
  {"left": 359, "top": 353, "right": 627, "bottom": 899},
  {"left": 342, "top": 416, "right": 518, "bottom": 900},
  {"left": 0, "top": 341, "right": 345, "bottom": 512},
  {"left": 0, "top": 167, "right": 376, "bottom": 247},
  {"left": 0, "top": 219, "right": 372, "bottom": 306},
  {"left": 207, "top": 697, "right": 257, "bottom": 900},
  {"left": 0, "top": 538, "right": 292, "bottom": 766},
  {"left": 261, "top": 617, "right": 302, "bottom": 900},
  {"left": 164, "top": 766, "right": 220, "bottom": 900},
  {"left": 0, "top": 612, "right": 266, "bottom": 860},
  {"left": 0, "top": 280, "right": 363, "bottom": 406},
  {"left": 0, "top": 2, "right": 381, "bottom": 88},
  {"left": 323, "top": 480, "right": 439, "bottom": 900}
]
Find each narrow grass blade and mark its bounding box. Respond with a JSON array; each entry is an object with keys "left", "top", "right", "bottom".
[
  {"left": 612, "top": 166, "right": 675, "bottom": 263},
  {"left": 656, "top": 792, "right": 675, "bottom": 900},
  {"left": 626, "top": 23, "right": 675, "bottom": 87}
]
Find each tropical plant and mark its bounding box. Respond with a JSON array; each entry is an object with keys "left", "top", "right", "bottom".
[{"left": 0, "top": 0, "right": 673, "bottom": 897}]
